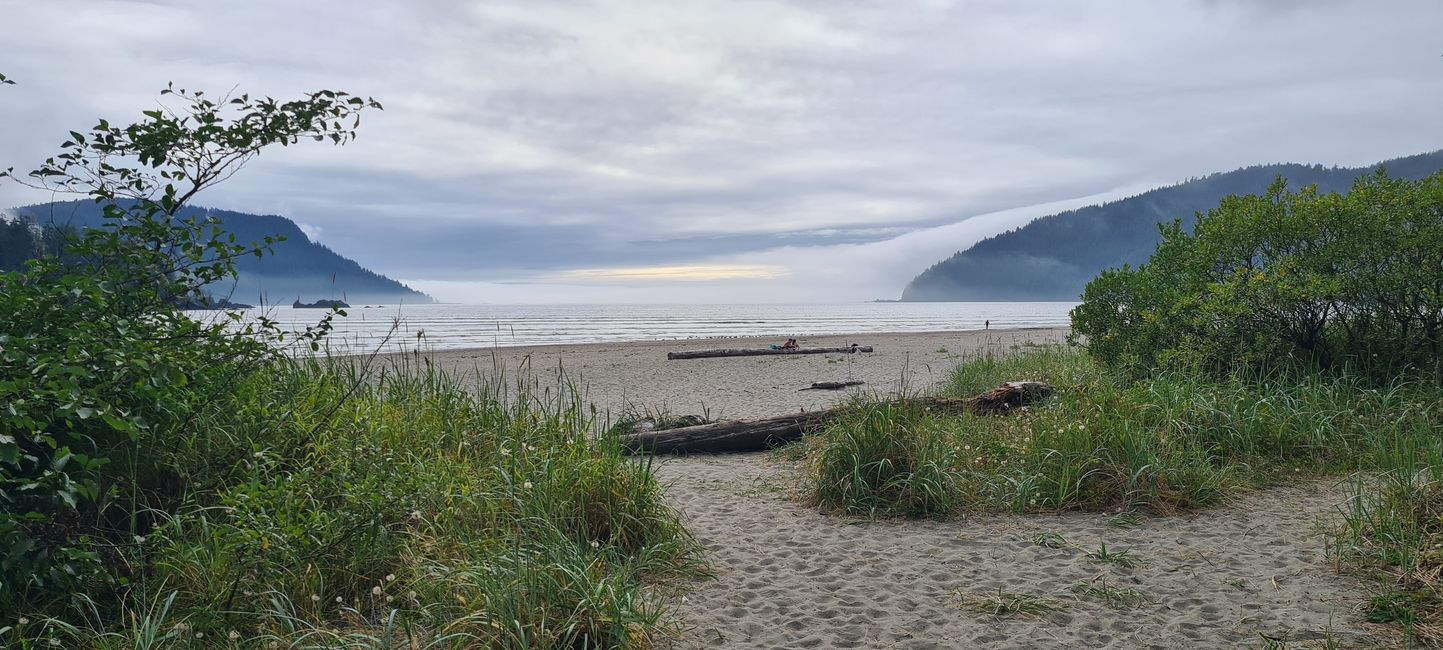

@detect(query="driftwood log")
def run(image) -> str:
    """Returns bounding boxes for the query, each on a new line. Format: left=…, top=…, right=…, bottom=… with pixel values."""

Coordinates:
left=971, top=381, right=1054, bottom=415
left=620, top=381, right=1051, bottom=454
left=667, top=345, right=873, bottom=360
left=620, top=410, right=839, bottom=454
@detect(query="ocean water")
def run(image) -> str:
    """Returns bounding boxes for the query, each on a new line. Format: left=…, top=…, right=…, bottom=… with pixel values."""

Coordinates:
left=197, top=302, right=1077, bottom=352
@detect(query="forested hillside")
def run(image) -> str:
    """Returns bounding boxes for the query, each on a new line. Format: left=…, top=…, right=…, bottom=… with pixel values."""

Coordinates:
left=3, top=200, right=433, bottom=305
left=901, top=150, right=1443, bottom=301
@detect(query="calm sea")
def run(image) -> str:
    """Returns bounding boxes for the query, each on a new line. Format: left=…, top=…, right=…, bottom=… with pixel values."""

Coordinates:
left=199, top=302, right=1077, bottom=352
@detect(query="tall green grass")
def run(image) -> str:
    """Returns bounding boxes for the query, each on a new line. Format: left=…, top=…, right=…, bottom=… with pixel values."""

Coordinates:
left=803, top=345, right=1443, bottom=518
left=1332, top=440, right=1443, bottom=645
left=6, top=356, right=703, bottom=648
left=804, top=399, right=969, bottom=517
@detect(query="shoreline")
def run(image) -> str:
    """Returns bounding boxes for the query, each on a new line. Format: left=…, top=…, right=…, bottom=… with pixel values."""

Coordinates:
left=407, top=326, right=1071, bottom=419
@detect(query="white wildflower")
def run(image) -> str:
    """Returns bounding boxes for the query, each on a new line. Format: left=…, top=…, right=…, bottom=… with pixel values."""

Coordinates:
left=409, top=510, right=423, bottom=521
left=372, top=585, right=383, bottom=596
left=590, top=540, right=601, bottom=548
left=522, top=481, right=533, bottom=490
left=18, top=617, right=28, bottom=625
left=49, top=639, right=60, bottom=647
left=229, top=630, right=241, bottom=640
left=336, top=596, right=344, bottom=603
left=386, top=573, right=395, bottom=582
left=310, top=594, right=320, bottom=602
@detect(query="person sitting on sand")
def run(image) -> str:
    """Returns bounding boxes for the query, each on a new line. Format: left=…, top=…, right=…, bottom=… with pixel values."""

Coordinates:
left=781, top=338, right=799, bottom=350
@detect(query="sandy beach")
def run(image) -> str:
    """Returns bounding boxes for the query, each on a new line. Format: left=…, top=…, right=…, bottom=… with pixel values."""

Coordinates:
left=418, top=328, right=1379, bottom=648
left=652, top=456, right=1375, bottom=649
left=416, top=327, right=1070, bottom=420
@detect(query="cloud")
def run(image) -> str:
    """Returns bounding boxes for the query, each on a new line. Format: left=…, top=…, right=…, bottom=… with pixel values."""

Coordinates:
left=408, top=183, right=1150, bottom=303
left=554, top=264, right=789, bottom=282
left=294, top=222, right=324, bottom=242
left=1, top=0, right=1440, bottom=302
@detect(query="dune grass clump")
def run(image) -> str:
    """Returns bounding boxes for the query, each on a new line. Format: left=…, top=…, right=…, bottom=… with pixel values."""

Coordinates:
left=804, top=346, right=1243, bottom=516
left=1070, top=578, right=1150, bottom=610
left=802, top=399, right=968, bottom=517
left=9, top=357, right=703, bottom=648
left=1031, top=532, right=1069, bottom=549
left=956, top=588, right=1065, bottom=618
left=802, top=345, right=1443, bottom=518
left=1086, top=542, right=1141, bottom=569
left=1332, top=450, right=1443, bottom=646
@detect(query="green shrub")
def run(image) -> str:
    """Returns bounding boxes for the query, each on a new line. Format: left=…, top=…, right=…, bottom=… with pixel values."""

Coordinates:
left=0, top=84, right=379, bottom=609
left=7, top=359, right=701, bottom=647
left=1071, top=171, right=1443, bottom=379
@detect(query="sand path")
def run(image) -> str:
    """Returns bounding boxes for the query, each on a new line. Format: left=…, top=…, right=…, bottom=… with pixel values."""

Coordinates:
left=654, top=454, right=1381, bottom=649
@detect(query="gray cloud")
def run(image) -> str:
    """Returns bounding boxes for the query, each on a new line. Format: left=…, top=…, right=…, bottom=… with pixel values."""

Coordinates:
left=1, top=0, right=1440, bottom=301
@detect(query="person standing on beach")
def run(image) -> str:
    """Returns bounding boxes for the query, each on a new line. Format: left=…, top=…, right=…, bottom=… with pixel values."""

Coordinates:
left=985, top=320, right=990, bottom=330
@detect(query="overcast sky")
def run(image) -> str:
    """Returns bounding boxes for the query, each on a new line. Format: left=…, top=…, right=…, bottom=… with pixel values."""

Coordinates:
left=2, top=0, right=1440, bottom=302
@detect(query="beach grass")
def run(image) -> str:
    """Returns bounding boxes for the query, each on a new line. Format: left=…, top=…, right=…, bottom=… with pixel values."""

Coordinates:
left=1070, top=578, right=1150, bottom=610
left=9, top=355, right=704, bottom=648
left=956, top=588, right=1066, bottom=618
left=803, top=345, right=1443, bottom=518
left=1087, top=541, right=1142, bottom=569
left=1331, top=450, right=1443, bottom=645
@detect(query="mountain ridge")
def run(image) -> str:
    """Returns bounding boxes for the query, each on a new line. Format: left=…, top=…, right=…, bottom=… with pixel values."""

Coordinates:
left=3, top=200, right=434, bottom=306
left=901, top=150, right=1443, bottom=301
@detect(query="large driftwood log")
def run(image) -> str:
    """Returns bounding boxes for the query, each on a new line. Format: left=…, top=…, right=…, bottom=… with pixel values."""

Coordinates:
left=620, top=410, right=839, bottom=454
left=667, top=345, right=873, bottom=360
left=620, top=382, right=1051, bottom=454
